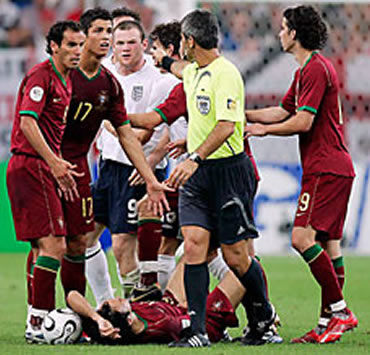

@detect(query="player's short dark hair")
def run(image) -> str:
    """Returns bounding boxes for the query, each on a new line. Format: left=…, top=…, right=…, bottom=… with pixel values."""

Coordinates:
left=181, top=9, right=219, bottom=50
left=283, top=5, right=328, bottom=50
left=97, top=303, right=136, bottom=344
left=45, top=20, right=81, bottom=55
left=114, top=20, right=145, bottom=41
left=150, top=21, right=181, bottom=55
left=112, top=7, right=141, bottom=23
left=80, top=7, right=112, bottom=35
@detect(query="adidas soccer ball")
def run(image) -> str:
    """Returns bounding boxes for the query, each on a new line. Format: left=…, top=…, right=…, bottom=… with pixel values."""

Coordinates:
left=41, top=308, right=82, bottom=344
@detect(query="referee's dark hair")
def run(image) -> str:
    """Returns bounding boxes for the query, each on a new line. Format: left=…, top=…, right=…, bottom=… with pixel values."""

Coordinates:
left=46, top=20, right=81, bottom=55
left=181, top=9, right=219, bottom=50
left=283, top=5, right=328, bottom=50
left=80, top=7, right=112, bottom=35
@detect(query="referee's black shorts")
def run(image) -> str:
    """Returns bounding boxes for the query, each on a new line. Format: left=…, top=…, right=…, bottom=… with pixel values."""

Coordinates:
left=179, top=152, right=258, bottom=245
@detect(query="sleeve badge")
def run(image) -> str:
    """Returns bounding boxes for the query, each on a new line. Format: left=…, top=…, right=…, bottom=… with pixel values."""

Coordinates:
left=29, top=86, right=44, bottom=102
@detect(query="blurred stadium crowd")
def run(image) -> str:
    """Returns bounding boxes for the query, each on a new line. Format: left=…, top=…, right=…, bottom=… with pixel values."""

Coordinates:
left=0, top=0, right=369, bottom=161
left=1, top=1, right=369, bottom=254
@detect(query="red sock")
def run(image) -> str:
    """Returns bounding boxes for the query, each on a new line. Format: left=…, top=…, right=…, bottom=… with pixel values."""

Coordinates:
left=32, top=256, right=60, bottom=311
left=137, top=219, right=162, bottom=285
left=26, top=250, right=34, bottom=305
left=61, top=255, right=86, bottom=300
left=303, top=245, right=343, bottom=314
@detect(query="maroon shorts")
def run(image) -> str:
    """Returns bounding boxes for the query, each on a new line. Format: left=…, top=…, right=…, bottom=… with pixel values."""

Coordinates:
left=205, top=287, right=238, bottom=343
left=62, top=156, right=95, bottom=236
left=294, top=173, right=354, bottom=241
left=6, top=154, right=66, bottom=241
left=162, top=190, right=179, bottom=239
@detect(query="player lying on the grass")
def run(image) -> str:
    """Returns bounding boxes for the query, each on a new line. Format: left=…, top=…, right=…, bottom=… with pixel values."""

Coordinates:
left=67, top=260, right=281, bottom=345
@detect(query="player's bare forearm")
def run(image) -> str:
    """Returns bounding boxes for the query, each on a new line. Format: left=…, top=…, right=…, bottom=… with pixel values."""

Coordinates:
left=67, top=290, right=99, bottom=321
left=147, top=127, right=170, bottom=168
left=20, top=115, right=82, bottom=196
left=128, top=111, right=163, bottom=130
left=245, top=106, right=289, bottom=124
left=195, top=121, right=235, bottom=159
left=266, top=111, right=314, bottom=135
left=133, top=127, right=153, bottom=144
left=117, top=124, right=158, bottom=184
left=20, top=116, right=59, bottom=166
left=246, top=111, right=314, bottom=137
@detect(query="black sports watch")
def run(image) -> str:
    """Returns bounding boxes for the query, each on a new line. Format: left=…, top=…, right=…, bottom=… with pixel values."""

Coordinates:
left=189, top=152, right=203, bottom=164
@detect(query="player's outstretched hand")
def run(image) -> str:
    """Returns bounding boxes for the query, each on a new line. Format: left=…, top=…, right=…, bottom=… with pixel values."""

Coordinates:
left=166, top=159, right=198, bottom=189
left=97, top=317, right=121, bottom=340
left=244, top=123, right=268, bottom=138
left=146, top=181, right=173, bottom=216
left=50, top=158, right=84, bottom=202
left=128, top=168, right=145, bottom=186
left=167, top=139, right=187, bottom=159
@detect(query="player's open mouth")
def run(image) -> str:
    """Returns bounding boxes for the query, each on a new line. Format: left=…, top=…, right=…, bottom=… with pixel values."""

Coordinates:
left=100, top=42, right=110, bottom=48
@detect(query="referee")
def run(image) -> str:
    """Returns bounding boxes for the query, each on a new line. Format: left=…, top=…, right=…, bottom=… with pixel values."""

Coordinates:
left=164, top=10, right=275, bottom=347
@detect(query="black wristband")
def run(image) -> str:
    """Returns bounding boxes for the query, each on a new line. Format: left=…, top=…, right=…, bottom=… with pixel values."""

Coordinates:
left=162, top=56, right=175, bottom=72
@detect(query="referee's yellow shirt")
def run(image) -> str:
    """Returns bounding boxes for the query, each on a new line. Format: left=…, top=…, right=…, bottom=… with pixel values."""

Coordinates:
left=183, top=56, right=245, bottom=159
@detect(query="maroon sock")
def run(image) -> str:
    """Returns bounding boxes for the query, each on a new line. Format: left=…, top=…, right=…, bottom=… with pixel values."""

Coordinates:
left=32, top=256, right=60, bottom=311
left=61, top=255, right=86, bottom=300
left=137, top=219, right=162, bottom=285
left=332, top=257, right=345, bottom=290
left=302, top=245, right=343, bottom=314
left=255, top=256, right=269, bottom=300
left=335, top=266, right=345, bottom=289
left=26, top=250, right=34, bottom=305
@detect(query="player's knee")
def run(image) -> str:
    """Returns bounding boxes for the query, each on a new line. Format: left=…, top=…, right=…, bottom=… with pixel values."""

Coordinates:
left=39, top=237, right=67, bottom=261
left=67, top=235, right=88, bottom=256
left=221, top=246, right=249, bottom=276
left=291, top=230, right=308, bottom=253
left=184, top=238, right=207, bottom=263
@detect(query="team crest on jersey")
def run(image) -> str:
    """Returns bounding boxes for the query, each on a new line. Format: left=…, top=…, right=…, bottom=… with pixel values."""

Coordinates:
left=29, top=86, right=44, bottom=102
left=196, top=95, right=211, bottom=115
left=96, top=90, right=108, bottom=111
left=132, top=85, right=144, bottom=102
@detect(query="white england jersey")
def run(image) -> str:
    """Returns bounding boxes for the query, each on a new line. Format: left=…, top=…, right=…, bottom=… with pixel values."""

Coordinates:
left=98, top=60, right=174, bottom=168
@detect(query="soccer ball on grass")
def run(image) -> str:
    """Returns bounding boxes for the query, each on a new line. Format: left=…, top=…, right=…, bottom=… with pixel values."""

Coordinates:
left=41, top=308, right=82, bottom=344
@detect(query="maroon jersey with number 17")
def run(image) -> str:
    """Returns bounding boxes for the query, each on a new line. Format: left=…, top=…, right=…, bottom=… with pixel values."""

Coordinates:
left=61, top=66, right=128, bottom=160
left=281, top=52, right=355, bottom=177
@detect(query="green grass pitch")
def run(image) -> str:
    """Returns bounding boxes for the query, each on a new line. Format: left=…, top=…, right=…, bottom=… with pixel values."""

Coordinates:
left=0, top=252, right=369, bottom=354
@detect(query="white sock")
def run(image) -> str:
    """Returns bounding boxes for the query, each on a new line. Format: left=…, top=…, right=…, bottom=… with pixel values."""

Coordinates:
left=121, top=268, right=140, bottom=298
left=208, top=250, right=229, bottom=281
left=85, top=242, right=114, bottom=306
left=158, top=254, right=176, bottom=292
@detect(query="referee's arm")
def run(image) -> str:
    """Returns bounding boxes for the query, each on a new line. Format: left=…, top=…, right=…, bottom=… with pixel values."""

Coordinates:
left=195, top=120, right=235, bottom=160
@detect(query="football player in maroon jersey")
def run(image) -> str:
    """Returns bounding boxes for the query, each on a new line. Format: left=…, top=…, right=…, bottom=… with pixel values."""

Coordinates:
left=245, top=5, right=357, bottom=344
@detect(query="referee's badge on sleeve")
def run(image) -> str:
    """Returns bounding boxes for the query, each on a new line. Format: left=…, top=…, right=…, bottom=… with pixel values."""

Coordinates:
left=196, top=95, right=211, bottom=115
left=227, top=98, right=237, bottom=110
